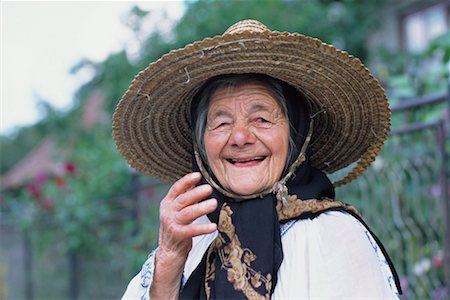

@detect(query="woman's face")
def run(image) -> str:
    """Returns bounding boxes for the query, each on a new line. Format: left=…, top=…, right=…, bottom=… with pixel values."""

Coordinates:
left=203, top=83, right=289, bottom=195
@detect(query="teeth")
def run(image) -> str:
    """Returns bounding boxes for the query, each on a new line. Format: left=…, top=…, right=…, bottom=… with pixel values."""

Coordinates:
left=231, top=157, right=265, bottom=163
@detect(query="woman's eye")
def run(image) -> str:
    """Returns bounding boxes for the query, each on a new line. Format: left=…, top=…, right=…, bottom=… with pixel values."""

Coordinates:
left=213, top=122, right=231, bottom=130
left=253, top=117, right=273, bottom=128
left=208, top=117, right=232, bottom=130
left=255, top=117, right=271, bottom=124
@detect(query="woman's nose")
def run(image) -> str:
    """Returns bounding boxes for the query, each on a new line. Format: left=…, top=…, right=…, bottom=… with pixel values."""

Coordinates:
left=228, top=123, right=256, bottom=147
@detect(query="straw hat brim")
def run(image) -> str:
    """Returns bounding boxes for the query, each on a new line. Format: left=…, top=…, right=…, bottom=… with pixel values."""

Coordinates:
left=112, top=20, right=390, bottom=187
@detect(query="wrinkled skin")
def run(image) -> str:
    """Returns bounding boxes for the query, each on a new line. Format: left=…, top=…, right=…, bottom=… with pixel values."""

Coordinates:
left=204, top=84, right=289, bottom=195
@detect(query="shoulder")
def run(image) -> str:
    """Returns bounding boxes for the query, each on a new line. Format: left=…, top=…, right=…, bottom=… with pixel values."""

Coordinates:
left=282, top=210, right=381, bottom=263
left=282, top=210, right=366, bottom=240
left=276, top=211, right=400, bottom=298
left=281, top=210, right=374, bottom=261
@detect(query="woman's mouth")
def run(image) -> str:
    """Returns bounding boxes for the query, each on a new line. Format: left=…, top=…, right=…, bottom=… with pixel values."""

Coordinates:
left=226, top=156, right=267, bottom=167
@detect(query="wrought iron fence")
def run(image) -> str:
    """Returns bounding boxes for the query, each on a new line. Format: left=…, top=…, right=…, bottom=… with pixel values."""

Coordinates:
left=335, top=92, right=449, bottom=299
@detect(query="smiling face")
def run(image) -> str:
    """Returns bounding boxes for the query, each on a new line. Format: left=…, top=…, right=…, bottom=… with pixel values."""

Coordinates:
left=203, top=83, right=289, bottom=195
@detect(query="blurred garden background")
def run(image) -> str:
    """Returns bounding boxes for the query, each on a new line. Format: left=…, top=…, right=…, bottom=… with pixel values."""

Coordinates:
left=1, top=0, right=449, bottom=299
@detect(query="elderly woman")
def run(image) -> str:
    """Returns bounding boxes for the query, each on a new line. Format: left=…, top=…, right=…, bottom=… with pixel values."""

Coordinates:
left=114, top=20, right=402, bottom=299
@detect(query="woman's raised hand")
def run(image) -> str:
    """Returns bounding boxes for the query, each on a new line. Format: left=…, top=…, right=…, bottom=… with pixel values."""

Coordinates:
left=159, top=172, right=217, bottom=257
left=151, top=172, right=217, bottom=299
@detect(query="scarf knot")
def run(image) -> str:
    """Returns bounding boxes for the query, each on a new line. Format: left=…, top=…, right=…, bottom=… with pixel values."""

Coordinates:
left=273, top=182, right=289, bottom=207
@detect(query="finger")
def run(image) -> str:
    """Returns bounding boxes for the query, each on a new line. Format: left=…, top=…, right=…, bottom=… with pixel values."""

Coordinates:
left=176, top=184, right=213, bottom=209
left=179, top=222, right=217, bottom=238
left=167, top=172, right=201, bottom=199
left=177, top=198, right=217, bottom=224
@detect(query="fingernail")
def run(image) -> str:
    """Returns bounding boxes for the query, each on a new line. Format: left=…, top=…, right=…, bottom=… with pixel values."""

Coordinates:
left=199, top=184, right=212, bottom=193
left=204, top=198, right=215, bottom=206
left=190, top=172, right=201, bottom=179
left=209, top=198, right=217, bottom=207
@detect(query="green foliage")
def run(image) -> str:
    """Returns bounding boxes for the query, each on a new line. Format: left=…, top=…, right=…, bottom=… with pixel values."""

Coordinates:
left=377, top=31, right=449, bottom=101
left=49, top=128, right=129, bottom=253
left=71, top=51, right=138, bottom=115
left=125, top=5, right=150, bottom=35
left=0, top=127, right=44, bottom=174
left=2, top=124, right=130, bottom=254
left=372, top=30, right=449, bottom=140
left=0, top=101, right=68, bottom=174
left=426, top=31, right=450, bottom=63
left=140, top=0, right=385, bottom=63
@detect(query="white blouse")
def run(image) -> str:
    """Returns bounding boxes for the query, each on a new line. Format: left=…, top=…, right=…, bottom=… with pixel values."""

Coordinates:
left=122, top=211, right=400, bottom=299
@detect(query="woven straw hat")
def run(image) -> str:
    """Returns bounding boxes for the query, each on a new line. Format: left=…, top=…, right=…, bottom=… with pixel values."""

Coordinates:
left=112, top=19, right=390, bottom=187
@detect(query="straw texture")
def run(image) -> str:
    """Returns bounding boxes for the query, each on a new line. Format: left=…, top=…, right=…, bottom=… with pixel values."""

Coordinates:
left=112, top=20, right=390, bottom=186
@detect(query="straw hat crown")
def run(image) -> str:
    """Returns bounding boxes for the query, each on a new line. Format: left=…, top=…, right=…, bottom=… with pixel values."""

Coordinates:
left=224, top=19, right=269, bottom=34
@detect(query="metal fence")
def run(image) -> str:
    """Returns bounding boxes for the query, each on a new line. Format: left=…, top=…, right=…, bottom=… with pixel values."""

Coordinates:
left=336, top=92, right=449, bottom=299
left=0, top=93, right=448, bottom=299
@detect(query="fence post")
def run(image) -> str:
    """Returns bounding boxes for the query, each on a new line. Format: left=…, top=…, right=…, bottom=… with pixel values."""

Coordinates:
left=23, top=230, right=33, bottom=299
left=68, top=250, right=79, bottom=299
left=437, top=120, right=450, bottom=293
left=445, top=65, right=450, bottom=292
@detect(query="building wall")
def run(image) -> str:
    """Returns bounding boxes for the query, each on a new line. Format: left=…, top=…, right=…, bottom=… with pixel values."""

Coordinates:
left=368, top=0, right=449, bottom=57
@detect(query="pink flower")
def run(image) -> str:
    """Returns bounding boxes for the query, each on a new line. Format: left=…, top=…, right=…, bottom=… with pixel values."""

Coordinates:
left=27, top=183, right=41, bottom=199
left=64, top=161, right=77, bottom=174
left=35, top=173, right=48, bottom=185
left=432, top=255, right=444, bottom=268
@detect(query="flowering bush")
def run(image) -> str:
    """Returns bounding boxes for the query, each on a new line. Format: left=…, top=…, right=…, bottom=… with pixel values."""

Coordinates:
left=1, top=125, right=131, bottom=255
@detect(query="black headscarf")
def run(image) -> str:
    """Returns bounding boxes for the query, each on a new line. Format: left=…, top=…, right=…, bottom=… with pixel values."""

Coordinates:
left=181, top=74, right=335, bottom=299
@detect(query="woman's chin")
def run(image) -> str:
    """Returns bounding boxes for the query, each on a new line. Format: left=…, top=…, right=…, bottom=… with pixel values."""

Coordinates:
left=226, top=181, right=268, bottom=196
